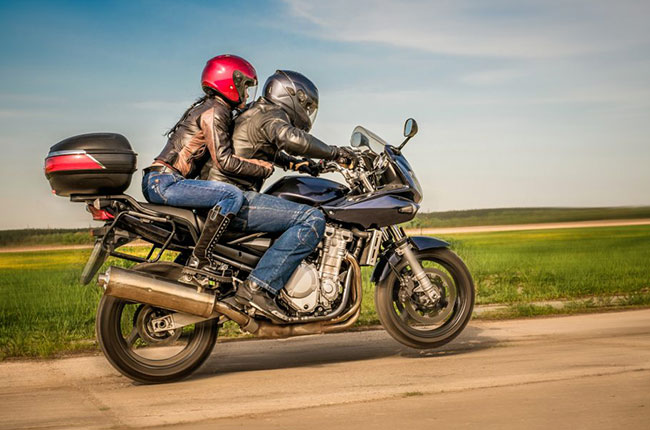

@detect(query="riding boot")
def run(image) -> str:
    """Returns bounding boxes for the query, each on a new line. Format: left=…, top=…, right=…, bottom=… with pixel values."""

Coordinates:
left=182, top=207, right=232, bottom=276
left=231, top=279, right=286, bottom=320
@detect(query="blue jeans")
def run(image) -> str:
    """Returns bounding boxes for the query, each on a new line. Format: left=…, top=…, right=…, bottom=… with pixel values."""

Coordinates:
left=230, top=191, right=326, bottom=294
left=142, top=172, right=244, bottom=216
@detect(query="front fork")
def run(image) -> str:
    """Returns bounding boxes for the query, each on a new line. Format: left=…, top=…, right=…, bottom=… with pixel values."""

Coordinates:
left=383, top=226, right=441, bottom=303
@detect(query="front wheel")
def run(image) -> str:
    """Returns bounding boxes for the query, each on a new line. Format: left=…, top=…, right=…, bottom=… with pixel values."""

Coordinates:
left=375, top=248, right=474, bottom=349
left=95, top=262, right=218, bottom=384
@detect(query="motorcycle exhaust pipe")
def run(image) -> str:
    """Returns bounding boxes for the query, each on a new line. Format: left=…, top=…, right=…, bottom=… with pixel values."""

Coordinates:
left=98, top=266, right=260, bottom=332
left=98, top=266, right=216, bottom=318
left=97, top=265, right=360, bottom=339
left=252, top=306, right=361, bottom=339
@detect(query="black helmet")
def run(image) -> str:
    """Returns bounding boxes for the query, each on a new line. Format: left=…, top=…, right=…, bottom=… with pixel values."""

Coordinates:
left=262, top=70, right=319, bottom=132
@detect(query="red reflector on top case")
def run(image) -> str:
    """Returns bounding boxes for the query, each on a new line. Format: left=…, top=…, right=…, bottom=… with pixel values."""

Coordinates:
left=45, top=154, right=105, bottom=174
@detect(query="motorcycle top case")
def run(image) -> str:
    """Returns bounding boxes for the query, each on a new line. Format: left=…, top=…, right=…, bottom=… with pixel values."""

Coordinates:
left=45, top=133, right=137, bottom=197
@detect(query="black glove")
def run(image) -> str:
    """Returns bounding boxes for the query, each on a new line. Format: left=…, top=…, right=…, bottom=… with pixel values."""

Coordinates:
left=333, top=146, right=357, bottom=169
left=290, top=158, right=319, bottom=176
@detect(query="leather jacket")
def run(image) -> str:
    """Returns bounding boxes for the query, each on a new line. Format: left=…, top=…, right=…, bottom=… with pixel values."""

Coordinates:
left=203, top=98, right=338, bottom=191
left=154, top=96, right=272, bottom=179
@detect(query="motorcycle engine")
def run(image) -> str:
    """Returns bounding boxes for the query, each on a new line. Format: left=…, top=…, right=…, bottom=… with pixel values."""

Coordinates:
left=280, top=225, right=353, bottom=315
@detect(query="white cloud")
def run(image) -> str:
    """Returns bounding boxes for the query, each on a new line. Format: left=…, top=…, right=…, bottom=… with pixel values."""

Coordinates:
left=282, top=0, right=650, bottom=59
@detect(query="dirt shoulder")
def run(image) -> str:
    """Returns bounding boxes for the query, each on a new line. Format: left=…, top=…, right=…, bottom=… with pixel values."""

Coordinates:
left=404, top=217, right=650, bottom=235
left=2, top=218, right=649, bottom=254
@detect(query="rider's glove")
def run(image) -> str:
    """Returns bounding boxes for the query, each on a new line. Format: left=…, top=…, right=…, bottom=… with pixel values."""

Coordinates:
left=333, top=147, right=357, bottom=169
left=288, top=158, right=319, bottom=177
left=296, top=159, right=320, bottom=176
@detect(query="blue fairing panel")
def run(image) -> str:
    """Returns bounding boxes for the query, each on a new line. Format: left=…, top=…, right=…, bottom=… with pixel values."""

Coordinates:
left=370, top=236, right=449, bottom=284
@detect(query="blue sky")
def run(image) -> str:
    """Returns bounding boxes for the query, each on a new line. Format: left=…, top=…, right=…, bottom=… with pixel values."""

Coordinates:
left=1, top=0, right=649, bottom=229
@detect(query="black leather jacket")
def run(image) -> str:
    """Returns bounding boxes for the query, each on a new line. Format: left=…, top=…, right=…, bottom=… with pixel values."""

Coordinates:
left=154, top=96, right=272, bottom=179
left=202, top=98, right=338, bottom=191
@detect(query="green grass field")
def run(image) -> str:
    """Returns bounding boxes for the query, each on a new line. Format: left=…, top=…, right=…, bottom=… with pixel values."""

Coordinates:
left=0, top=228, right=94, bottom=248
left=1, top=225, right=649, bottom=359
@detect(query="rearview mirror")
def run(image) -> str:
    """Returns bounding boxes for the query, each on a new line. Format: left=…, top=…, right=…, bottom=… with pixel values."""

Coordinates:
left=404, top=118, right=418, bottom=138
left=350, top=131, right=370, bottom=148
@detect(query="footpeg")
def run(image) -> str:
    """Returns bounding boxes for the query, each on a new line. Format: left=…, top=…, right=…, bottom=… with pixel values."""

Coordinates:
left=179, top=267, right=230, bottom=287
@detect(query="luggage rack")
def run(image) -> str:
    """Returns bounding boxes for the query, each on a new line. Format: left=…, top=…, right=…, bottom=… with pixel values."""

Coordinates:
left=106, top=210, right=176, bottom=264
left=71, top=194, right=199, bottom=264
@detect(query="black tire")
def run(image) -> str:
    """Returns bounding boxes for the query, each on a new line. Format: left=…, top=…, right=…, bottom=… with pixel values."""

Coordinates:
left=95, top=263, right=218, bottom=384
left=375, top=248, right=474, bottom=349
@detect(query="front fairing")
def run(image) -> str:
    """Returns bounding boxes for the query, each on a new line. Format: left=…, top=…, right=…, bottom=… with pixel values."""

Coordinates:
left=384, top=147, right=423, bottom=204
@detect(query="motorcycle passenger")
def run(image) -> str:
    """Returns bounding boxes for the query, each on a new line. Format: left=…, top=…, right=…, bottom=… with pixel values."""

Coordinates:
left=203, top=70, right=356, bottom=317
left=142, top=55, right=273, bottom=279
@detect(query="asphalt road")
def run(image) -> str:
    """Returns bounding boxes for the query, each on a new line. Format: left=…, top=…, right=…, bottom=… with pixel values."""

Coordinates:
left=2, top=309, right=649, bottom=429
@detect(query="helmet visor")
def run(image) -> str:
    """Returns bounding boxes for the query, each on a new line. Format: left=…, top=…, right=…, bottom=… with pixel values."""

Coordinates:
left=306, top=101, right=318, bottom=127
left=244, top=83, right=258, bottom=104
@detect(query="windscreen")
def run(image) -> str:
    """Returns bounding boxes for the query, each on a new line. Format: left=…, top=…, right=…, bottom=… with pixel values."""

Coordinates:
left=351, top=125, right=389, bottom=154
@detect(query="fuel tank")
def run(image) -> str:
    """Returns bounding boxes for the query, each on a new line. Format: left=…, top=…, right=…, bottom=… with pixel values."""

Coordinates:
left=264, top=176, right=348, bottom=206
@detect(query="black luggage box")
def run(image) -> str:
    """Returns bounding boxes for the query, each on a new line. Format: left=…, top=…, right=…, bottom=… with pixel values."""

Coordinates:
left=45, top=133, right=138, bottom=197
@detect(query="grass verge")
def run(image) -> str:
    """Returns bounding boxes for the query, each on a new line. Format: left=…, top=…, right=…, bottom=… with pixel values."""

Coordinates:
left=0, top=228, right=93, bottom=248
left=476, top=293, right=650, bottom=319
left=2, top=206, right=650, bottom=249
left=1, top=225, right=649, bottom=359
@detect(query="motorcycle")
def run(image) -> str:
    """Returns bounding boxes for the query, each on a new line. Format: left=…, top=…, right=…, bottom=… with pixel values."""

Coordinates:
left=44, top=118, right=475, bottom=383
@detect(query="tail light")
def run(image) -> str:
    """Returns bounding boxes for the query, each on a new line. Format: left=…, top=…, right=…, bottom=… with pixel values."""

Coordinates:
left=44, top=150, right=105, bottom=175
left=87, top=205, right=114, bottom=221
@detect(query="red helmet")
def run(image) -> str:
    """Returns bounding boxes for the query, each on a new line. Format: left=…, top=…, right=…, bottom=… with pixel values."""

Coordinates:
left=201, top=55, right=258, bottom=105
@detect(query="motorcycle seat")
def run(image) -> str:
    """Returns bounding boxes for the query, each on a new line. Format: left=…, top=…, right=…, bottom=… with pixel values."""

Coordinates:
left=140, top=202, right=205, bottom=231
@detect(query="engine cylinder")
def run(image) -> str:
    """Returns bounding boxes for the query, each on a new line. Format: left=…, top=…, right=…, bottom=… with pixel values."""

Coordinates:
left=319, top=226, right=353, bottom=302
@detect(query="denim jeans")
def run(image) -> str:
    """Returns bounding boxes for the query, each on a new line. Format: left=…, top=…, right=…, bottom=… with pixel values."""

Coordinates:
left=230, top=191, right=326, bottom=294
left=142, top=172, right=244, bottom=216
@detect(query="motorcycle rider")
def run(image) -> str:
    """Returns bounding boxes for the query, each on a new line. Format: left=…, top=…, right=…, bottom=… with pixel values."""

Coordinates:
left=142, top=55, right=273, bottom=280
left=203, top=70, right=356, bottom=317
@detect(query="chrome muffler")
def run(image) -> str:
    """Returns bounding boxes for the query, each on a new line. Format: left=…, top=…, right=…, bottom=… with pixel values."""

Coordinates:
left=98, top=266, right=216, bottom=318
left=97, top=261, right=362, bottom=338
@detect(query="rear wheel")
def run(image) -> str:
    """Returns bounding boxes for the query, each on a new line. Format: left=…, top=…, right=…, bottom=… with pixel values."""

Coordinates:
left=95, top=262, right=218, bottom=383
left=375, top=248, right=474, bottom=349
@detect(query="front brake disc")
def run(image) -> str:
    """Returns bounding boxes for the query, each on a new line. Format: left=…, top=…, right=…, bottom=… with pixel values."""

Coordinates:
left=404, top=268, right=456, bottom=324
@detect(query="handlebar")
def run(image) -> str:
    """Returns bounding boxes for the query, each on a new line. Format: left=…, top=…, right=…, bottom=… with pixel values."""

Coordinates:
left=315, top=148, right=378, bottom=193
left=317, top=160, right=344, bottom=175
left=317, top=147, right=365, bottom=175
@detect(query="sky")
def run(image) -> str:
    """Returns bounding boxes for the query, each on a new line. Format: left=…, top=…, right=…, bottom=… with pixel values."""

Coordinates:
left=0, top=0, right=649, bottom=229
